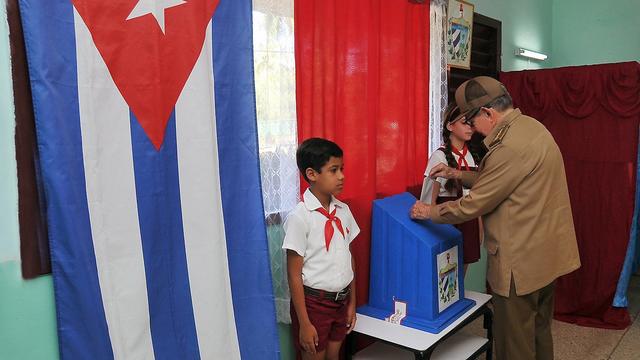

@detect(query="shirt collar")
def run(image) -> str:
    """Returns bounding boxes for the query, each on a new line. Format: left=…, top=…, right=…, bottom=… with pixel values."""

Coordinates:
left=483, top=108, right=522, bottom=148
left=303, top=188, right=344, bottom=212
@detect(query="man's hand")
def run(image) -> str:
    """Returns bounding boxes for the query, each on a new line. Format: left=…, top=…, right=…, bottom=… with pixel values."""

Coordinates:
left=299, top=321, right=319, bottom=354
left=346, top=302, right=357, bottom=334
left=429, top=163, right=460, bottom=180
left=410, top=201, right=432, bottom=220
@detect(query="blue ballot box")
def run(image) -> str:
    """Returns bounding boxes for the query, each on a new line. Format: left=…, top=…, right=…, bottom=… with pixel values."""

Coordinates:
left=357, top=192, right=476, bottom=333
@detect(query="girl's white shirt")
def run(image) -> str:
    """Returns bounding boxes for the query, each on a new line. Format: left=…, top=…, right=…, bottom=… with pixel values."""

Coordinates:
left=419, top=148, right=476, bottom=204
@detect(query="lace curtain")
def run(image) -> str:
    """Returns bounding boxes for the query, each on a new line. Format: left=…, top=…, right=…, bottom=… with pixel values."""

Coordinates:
left=253, top=0, right=298, bottom=324
left=429, top=0, right=448, bottom=156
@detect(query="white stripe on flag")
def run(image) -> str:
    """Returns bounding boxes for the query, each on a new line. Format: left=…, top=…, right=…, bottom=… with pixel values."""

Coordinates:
left=74, top=9, right=155, bottom=360
left=175, top=22, right=242, bottom=359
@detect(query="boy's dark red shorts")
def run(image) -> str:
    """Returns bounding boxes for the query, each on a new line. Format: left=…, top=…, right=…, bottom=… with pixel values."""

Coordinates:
left=290, top=292, right=350, bottom=353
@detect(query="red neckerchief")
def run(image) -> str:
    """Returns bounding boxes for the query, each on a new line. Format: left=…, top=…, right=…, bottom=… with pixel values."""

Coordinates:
left=451, top=144, right=470, bottom=171
left=315, top=207, right=345, bottom=251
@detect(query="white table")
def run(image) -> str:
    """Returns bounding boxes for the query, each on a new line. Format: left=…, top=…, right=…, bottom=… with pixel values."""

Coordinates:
left=347, top=291, right=493, bottom=360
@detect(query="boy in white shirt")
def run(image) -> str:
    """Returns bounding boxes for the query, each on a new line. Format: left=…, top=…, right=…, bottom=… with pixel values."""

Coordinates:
left=283, top=138, right=360, bottom=360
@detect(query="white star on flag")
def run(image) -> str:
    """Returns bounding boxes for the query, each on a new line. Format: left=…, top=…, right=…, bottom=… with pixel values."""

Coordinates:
left=126, top=0, right=187, bottom=34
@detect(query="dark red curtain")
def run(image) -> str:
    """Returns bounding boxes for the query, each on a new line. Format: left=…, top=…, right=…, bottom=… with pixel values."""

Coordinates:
left=295, top=0, right=429, bottom=306
left=501, top=62, right=640, bottom=329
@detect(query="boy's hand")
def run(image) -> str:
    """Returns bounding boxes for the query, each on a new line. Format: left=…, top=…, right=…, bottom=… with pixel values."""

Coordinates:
left=299, top=321, right=319, bottom=354
left=346, top=303, right=357, bottom=334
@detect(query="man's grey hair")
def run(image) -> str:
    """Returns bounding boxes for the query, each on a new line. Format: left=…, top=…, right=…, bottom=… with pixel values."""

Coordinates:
left=487, top=85, right=513, bottom=112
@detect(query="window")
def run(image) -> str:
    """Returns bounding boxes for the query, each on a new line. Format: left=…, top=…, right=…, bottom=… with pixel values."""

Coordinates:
left=253, top=0, right=297, bottom=323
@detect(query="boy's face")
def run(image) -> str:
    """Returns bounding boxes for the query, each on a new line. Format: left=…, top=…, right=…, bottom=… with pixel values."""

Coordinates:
left=306, top=156, right=345, bottom=196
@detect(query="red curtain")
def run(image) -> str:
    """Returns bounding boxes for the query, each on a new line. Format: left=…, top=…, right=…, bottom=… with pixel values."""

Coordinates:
left=295, top=0, right=429, bottom=305
left=501, top=62, right=640, bottom=329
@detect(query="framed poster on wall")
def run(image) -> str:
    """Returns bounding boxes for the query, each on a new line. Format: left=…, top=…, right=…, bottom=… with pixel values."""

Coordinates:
left=447, top=0, right=474, bottom=69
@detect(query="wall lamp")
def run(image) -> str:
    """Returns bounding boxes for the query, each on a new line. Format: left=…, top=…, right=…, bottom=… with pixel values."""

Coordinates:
left=515, top=48, right=548, bottom=61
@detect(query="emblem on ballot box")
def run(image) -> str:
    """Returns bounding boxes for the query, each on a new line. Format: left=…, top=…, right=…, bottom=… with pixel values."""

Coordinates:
left=437, top=247, right=460, bottom=312
left=358, top=193, right=475, bottom=333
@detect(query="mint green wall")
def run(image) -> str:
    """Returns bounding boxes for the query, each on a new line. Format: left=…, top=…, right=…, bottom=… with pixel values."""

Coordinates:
left=472, top=0, right=554, bottom=71
left=0, top=4, right=19, bottom=263
left=552, top=0, right=640, bottom=68
left=473, top=0, right=639, bottom=71
left=0, top=264, right=59, bottom=360
left=0, top=8, right=60, bottom=360
left=464, top=247, right=487, bottom=293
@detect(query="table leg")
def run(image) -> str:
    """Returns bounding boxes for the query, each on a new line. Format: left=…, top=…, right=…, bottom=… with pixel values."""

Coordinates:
left=414, top=350, right=427, bottom=360
left=416, top=347, right=435, bottom=360
left=483, top=306, right=494, bottom=360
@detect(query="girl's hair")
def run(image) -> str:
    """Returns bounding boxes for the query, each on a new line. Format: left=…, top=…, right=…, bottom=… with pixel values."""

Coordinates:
left=440, top=103, right=484, bottom=192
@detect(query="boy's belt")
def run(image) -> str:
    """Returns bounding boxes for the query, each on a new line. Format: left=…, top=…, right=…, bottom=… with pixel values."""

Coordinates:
left=304, top=285, right=350, bottom=302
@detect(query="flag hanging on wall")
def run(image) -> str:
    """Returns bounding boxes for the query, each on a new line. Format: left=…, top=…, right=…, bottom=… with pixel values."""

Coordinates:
left=18, top=0, right=279, bottom=358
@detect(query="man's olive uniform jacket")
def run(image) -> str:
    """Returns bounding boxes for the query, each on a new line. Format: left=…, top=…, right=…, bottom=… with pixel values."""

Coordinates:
left=432, top=109, right=581, bottom=296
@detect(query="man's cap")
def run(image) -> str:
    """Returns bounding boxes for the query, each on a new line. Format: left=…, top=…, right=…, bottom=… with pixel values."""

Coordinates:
left=443, top=103, right=464, bottom=124
left=454, top=76, right=507, bottom=117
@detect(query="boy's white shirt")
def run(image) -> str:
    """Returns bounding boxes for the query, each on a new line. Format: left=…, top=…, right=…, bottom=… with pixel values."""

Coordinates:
left=283, top=188, right=361, bottom=292
left=419, top=148, right=476, bottom=204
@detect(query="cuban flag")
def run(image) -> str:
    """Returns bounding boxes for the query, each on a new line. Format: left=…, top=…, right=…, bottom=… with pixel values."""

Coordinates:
left=18, top=0, right=279, bottom=359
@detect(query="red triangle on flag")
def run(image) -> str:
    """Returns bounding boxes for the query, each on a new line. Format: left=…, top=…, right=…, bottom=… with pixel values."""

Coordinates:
left=72, top=0, right=220, bottom=150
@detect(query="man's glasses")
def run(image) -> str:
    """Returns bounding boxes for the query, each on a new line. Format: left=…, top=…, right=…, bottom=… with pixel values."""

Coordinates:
left=462, top=106, right=490, bottom=127
left=462, top=109, right=479, bottom=126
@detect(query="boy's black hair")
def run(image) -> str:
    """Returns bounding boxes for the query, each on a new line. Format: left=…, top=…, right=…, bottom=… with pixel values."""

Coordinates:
left=296, top=138, right=343, bottom=183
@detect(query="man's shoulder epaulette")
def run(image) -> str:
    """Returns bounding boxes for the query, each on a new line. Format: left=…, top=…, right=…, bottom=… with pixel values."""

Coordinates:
left=488, top=124, right=511, bottom=148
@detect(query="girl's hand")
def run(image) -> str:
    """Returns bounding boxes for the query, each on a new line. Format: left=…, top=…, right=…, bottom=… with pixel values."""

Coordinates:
left=299, top=321, right=319, bottom=354
left=346, top=303, right=357, bottom=334
left=429, top=163, right=460, bottom=180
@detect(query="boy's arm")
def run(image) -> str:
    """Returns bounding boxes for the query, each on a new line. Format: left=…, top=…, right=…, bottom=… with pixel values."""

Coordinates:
left=347, top=255, right=357, bottom=333
left=286, top=250, right=318, bottom=354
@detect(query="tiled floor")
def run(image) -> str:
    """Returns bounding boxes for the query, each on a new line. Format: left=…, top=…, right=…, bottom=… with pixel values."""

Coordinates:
left=464, top=274, right=640, bottom=360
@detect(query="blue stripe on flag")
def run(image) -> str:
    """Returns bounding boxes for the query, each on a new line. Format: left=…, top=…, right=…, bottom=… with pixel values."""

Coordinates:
left=129, top=112, right=201, bottom=359
left=212, top=0, right=280, bottom=358
left=18, top=1, right=114, bottom=358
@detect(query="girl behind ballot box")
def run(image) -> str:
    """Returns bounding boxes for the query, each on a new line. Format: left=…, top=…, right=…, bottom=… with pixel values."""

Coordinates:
left=420, top=103, right=484, bottom=273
